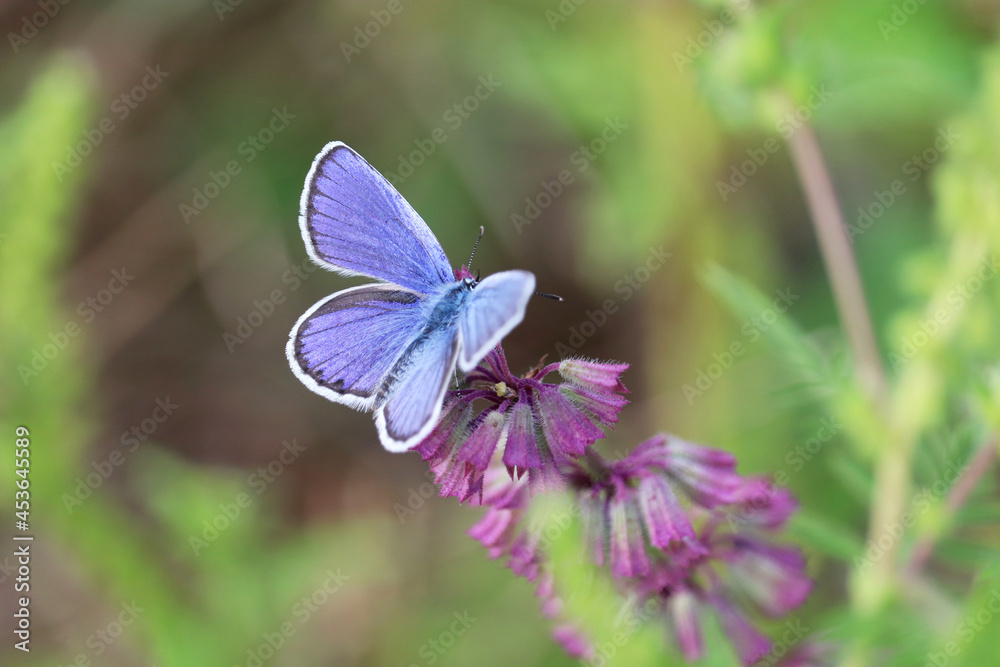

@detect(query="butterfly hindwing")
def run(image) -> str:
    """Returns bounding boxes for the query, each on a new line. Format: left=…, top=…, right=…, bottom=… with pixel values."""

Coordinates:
left=375, top=322, right=462, bottom=452
left=300, top=141, right=454, bottom=293
left=286, top=283, right=426, bottom=410
left=457, top=270, right=536, bottom=372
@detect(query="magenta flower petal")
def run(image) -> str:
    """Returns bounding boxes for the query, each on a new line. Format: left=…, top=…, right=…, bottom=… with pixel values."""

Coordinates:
left=467, top=505, right=516, bottom=556
left=563, top=383, right=630, bottom=426
left=710, top=594, right=773, bottom=666
left=669, top=590, right=704, bottom=661
left=415, top=399, right=485, bottom=501
left=458, top=410, right=507, bottom=471
left=414, top=398, right=471, bottom=462
left=552, top=623, right=594, bottom=660
left=726, top=537, right=812, bottom=616
left=732, top=477, right=799, bottom=530
left=526, top=455, right=563, bottom=494
left=535, top=385, right=605, bottom=460
left=559, top=358, right=630, bottom=393
left=608, top=488, right=651, bottom=577
left=508, top=531, right=542, bottom=581
left=502, top=390, right=542, bottom=473
left=535, top=571, right=562, bottom=618
left=636, top=474, right=698, bottom=550
left=435, top=457, right=483, bottom=503
left=661, top=435, right=742, bottom=508
left=579, top=492, right=607, bottom=568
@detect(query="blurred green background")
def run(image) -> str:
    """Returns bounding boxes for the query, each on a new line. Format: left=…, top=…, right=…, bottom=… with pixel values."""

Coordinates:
left=2, top=0, right=999, bottom=665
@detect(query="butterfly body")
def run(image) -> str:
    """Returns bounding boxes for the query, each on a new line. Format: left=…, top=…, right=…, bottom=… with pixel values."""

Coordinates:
left=373, top=280, right=472, bottom=406
left=287, top=142, right=535, bottom=452
left=420, top=279, right=475, bottom=333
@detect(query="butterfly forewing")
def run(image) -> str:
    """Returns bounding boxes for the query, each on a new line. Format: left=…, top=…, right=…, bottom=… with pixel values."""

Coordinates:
left=300, top=141, right=454, bottom=293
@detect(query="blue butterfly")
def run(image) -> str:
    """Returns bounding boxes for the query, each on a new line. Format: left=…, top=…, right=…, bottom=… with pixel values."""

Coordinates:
left=286, top=142, right=535, bottom=452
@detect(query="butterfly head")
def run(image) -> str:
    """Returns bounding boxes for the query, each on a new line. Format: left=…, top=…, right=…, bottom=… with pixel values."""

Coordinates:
left=454, top=265, right=480, bottom=288
left=456, top=226, right=486, bottom=286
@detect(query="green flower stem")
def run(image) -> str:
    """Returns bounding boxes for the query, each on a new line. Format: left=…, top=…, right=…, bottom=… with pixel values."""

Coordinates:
left=783, top=106, right=912, bottom=638
left=784, top=116, right=888, bottom=404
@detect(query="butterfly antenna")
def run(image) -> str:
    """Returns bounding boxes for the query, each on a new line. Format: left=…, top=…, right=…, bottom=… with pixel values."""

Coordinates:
left=467, top=226, right=485, bottom=270
left=534, top=291, right=564, bottom=301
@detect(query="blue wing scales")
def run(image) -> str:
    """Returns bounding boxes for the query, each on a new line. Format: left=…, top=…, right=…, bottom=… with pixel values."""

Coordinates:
left=286, top=284, right=426, bottom=410
left=375, top=322, right=461, bottom=452
left=457, top=270, right=535, bottom=372
left=300, top=141, right=454, bottom=293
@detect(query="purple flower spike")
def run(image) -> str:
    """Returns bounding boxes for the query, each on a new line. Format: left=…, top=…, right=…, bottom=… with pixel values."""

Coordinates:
left=575, top=434, right=813, bottom=666
left=433, top=343, right=812, bottom=667
left=416, top=346, right=629, bottom=494
left=569, top=445, right=708, bottom=579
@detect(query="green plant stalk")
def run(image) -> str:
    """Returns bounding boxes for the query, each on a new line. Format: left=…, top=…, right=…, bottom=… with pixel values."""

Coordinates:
left=783, top=115, right=888, bottom=404
left=783, top=110, right=909, bottom=665
left=783, top=123, right=901, bottom=507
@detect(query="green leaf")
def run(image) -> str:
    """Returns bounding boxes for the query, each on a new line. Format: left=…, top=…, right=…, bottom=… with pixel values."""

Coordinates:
left=702, top=263, right=833, bottom=385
